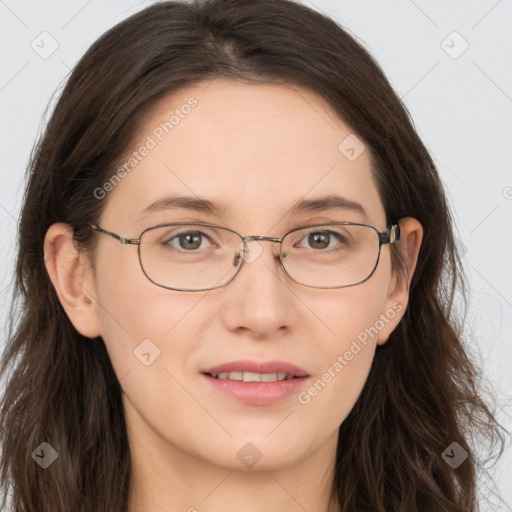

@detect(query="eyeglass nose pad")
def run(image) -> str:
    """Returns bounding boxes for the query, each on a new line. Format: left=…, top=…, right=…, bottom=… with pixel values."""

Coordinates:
left=232, top=241, right=248, bottom=267
left=234, top=237, right=262, bottom=267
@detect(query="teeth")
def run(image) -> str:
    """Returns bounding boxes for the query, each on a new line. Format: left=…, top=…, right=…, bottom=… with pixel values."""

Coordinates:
left=210, top=371, right=292, bottom=382
left=244, top=371, right=262, bottom=382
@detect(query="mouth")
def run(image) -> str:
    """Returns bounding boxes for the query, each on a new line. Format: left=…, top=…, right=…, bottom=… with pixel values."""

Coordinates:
left=202, top=359, right=309, bottom=380
left=204, top=371, right=301, bottom=382
left=201, top=360, right=310, bottom=405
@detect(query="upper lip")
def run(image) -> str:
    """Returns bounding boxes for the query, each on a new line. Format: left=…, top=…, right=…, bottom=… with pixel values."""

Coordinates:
left=203, top=360, right=309, bottom=377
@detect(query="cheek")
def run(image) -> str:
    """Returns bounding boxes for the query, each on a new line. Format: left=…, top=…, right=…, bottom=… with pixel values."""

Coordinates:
left=309, top=261, right=391, bottom=353
left=295, top=259, right=393, bottom=425
left=93, top=255, right=214, bottom=444
left=92, top=247, right=209, bottom=379
left=291, top=306, right=377, bottom=440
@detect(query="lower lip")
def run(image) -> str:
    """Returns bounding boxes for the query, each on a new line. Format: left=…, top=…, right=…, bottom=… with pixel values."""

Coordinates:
left=202, top=373, right=309, bottom=405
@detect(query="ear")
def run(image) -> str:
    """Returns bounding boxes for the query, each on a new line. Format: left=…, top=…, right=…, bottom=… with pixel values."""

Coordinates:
left=44, top=222, right=102, bottom=338
left=376, top=217, right=423, bottom=345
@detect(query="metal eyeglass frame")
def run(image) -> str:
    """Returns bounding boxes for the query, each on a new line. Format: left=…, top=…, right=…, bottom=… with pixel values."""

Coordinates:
left=88, top=221, right=401, bottom=291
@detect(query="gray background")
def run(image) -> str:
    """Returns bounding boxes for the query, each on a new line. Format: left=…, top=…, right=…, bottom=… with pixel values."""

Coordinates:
left=0, top=0, right=511, bottom=507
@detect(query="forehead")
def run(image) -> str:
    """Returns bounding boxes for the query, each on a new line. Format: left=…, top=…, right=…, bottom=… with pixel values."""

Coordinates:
left=101, top=80, right=386, bottom=232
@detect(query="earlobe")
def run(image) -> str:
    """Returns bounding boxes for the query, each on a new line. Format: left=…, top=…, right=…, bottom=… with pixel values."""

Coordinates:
left=376, top=217, right=423, bottom=345
left=43, top=222, right=102, bottom=338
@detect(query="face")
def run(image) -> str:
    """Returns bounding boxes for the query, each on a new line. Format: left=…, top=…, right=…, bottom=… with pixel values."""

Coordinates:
left=61, top=80, right=411, bottom=473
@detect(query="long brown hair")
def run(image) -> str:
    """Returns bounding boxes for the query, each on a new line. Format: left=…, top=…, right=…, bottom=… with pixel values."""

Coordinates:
left=0, top=1, right=506, bottom=510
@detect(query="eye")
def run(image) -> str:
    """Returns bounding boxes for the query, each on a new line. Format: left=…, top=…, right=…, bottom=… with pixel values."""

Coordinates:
left=297, top=230, right=348, bottom=250
left=164, top=230, right=215, bottom=251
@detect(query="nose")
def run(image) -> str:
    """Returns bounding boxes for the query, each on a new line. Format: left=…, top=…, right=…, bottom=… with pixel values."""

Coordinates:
left=219, top=238, right=298, bottom=338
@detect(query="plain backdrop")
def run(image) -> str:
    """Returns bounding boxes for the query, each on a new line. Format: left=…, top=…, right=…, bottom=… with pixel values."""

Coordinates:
left=0, top=0, right=511, bottom=508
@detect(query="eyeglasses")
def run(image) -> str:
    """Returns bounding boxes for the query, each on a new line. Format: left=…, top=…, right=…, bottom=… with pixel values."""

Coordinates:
left=89, top=221, right=401, bottom=292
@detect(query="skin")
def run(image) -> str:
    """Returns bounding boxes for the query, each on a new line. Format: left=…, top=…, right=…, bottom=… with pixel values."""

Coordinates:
left=44, top=80, right=422, bottom=512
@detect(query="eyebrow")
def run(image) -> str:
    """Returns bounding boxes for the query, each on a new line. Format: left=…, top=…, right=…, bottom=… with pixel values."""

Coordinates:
left=139, top=194, right=368, bottom=220
left=288, top=195, right=368, bottom=220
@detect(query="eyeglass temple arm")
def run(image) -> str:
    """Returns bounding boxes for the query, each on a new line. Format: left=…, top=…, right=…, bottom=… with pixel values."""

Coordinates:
left=89, top=224, right=140, bottom=245
left=89, top=222, right=401, bottom=248
left=380, top=224, right=401, bottom=245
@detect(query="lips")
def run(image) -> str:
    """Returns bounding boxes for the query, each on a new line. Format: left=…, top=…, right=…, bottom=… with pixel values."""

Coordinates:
left=201, top=360, right=310, bottom=405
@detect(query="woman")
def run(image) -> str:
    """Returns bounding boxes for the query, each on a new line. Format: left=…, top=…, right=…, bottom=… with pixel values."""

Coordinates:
left=0, top=0, right=505, bottom=511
